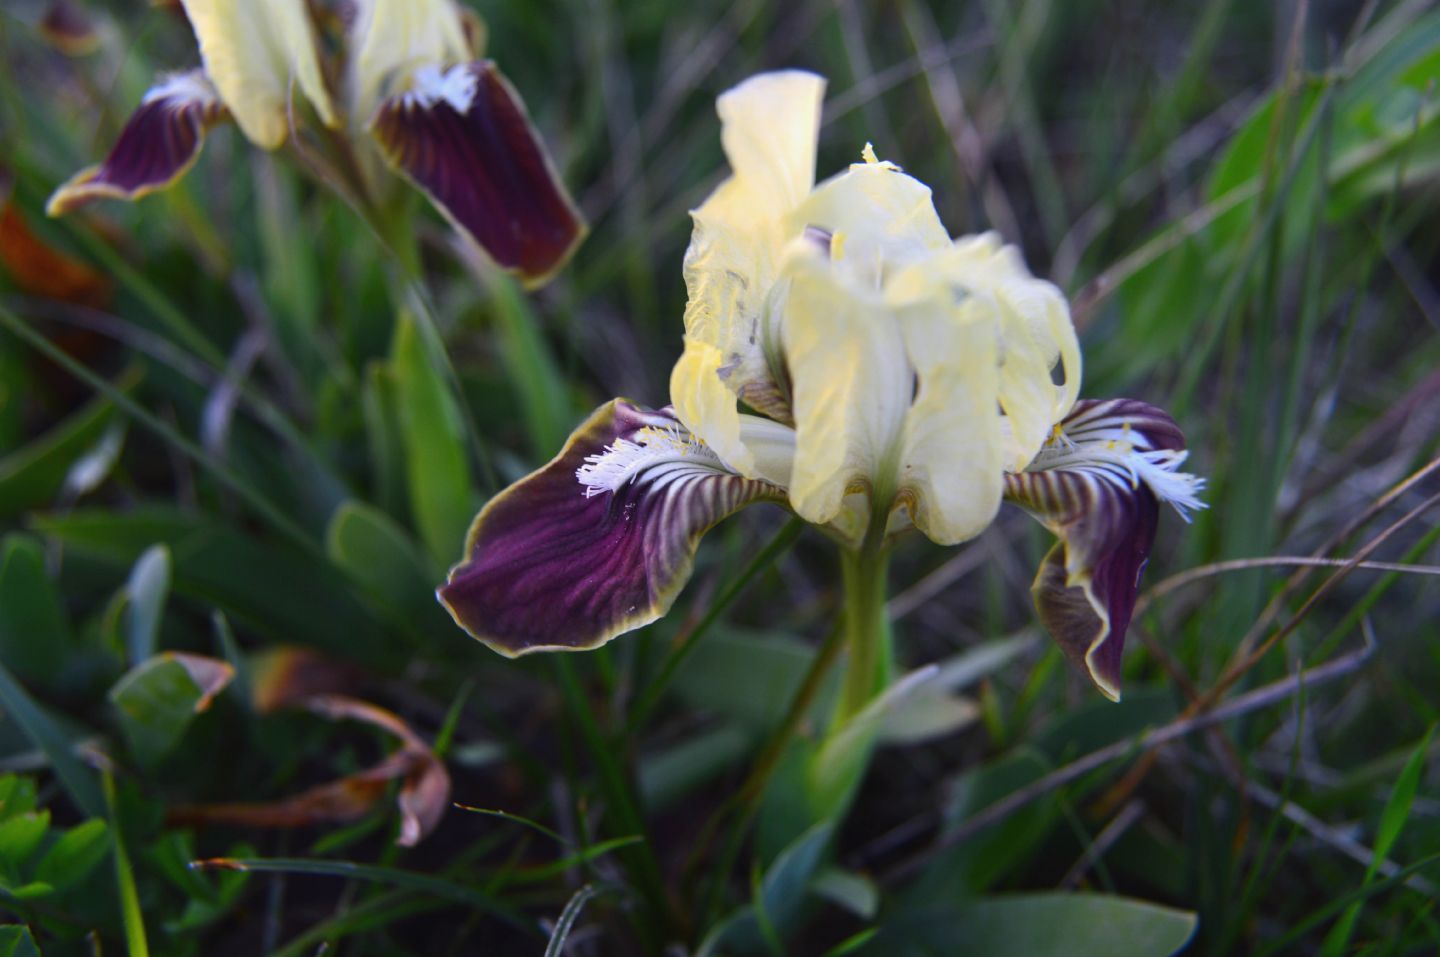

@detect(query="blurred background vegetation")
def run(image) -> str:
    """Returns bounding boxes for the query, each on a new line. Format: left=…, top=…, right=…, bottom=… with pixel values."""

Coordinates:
left=1, top=0, right=1437, bottom=953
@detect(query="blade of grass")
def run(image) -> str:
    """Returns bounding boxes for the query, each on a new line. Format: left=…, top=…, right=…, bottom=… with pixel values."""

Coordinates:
left=0, top=659, right=104, bottom=817
left=1321, top=723, right=1437, bottom=956
left=103, top=771, right=151, bottom=957
left=189, top=856, right=531, bottom=930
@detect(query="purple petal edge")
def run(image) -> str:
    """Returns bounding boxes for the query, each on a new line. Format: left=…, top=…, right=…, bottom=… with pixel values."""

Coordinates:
left=437, top=399, right=780, bottom=657
left=47, top=70, right=225, bottom=216
left=370, top=61, right=587, bottom=288
left=1005, top=399, right=1189, bottom=701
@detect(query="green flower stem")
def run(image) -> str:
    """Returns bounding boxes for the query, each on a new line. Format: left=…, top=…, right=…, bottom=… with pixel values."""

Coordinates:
left=837, top=511, right=894, bottom=721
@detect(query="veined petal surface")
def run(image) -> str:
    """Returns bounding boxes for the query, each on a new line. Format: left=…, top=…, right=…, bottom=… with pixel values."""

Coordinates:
left=1005, top=399, right=1205, bottom=700
left=370, top=61, right=586, bottom=287
left=181, top=0, right=337, bottom=148
left=47, top=71, right=226, bottom=216
left=438, top=400, right=783, bottom=656
left=674, top=70, right=825, bottom=451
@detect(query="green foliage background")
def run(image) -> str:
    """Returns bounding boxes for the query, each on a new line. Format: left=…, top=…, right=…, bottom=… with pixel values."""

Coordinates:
left=0, top=0, right=1437, bottom=953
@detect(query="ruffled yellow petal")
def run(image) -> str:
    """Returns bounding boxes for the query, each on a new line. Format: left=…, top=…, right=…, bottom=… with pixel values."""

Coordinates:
left=716, top=70, right=824, bottom=213
left=676, top=71, right=825, bottom=455
left=181, top=0, right=336, bottom=149
left=670, top=340, right=756, bottom=477
left=349, top=0, right=473, bottom=122
left=937, top=233, right=1080, bottom=469
left=886, top=266, right=1005, bottom=545
left=789, top=160, right=951, bottom=283
left=781, top=250, right=910, bottom=539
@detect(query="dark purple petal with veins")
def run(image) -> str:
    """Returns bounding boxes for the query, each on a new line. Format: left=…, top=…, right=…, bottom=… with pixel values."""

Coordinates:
left=1005, top=399, right=1202, bottom=701
left=47, top=71, right=225, bottom=216
left=438, top=399, right=782, bottom=656
left=370, top=61, right=586, bottom=288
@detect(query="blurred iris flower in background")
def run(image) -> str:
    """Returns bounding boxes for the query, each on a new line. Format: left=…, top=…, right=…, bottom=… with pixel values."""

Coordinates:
left=438, top=70, right=1205, bottom=704
left=46, top=0, right=585, bottom=286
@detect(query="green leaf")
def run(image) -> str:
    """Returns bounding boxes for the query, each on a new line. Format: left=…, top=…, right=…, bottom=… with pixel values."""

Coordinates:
left=884, top=892, right=1197, bottom=956
left=34, top=819, right=109, bottom=890
left=487, top=274, right=570, bottom=458
left=696, top=821, right=836, bottom=956
left=0, top=661, right=103, bottom=818
left=325, top=501, right=439, bottom=624
left=108, top=654, right=230, bottom=767
left=0, top=535, right=71, bottom=687
left=0, top=924, right=43, bottom=957
left=0, top=777, right=38, bottom=820
left=0, top=811, right=49, bottom=875
left=390, top=313, right=476, bottom=571
left=124, top=545, right=170, bottom=666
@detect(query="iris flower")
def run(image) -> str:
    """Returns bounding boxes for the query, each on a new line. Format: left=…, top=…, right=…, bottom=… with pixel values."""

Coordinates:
left=47, top=0, right=585, bottom=286
left=438, top=71, right=1203, bottom=702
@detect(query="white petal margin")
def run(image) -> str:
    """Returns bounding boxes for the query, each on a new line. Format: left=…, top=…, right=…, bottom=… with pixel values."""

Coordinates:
left=181, top=0, right=337, bottom=149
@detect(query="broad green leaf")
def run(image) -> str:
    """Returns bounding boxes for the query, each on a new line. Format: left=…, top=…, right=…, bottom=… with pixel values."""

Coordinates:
left=108, top=653, right=233, bottom=767
left=0, top=661, right=103, bottom=818
left=882, top=892, right=1197, bottom=956
left=638, top=724, right=750, bottom=810
left=325, top=501, right=438, bottom=623
left=696, top=821, right=836, bottom=956
left=488, top=274, right=570, bottom=458
left=124, top=545, right=170, bottom=666
left=0, top=811, right=49, bottom=875
left=810, top=667, right=937, bottom=821
left=0, top=924, right=42, bottom=957
left=390, top=313, right=475, bottom=571
left=0, top=535, right=71, bottom=686
left=0, top=777, right=38, bottom=820
left=812, top=867, right=878, bottom=920
left=34, top=818, right=109, bottom=890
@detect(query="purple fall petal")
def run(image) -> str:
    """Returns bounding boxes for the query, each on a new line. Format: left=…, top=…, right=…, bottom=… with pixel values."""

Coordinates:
left=1005, top=399, right=1197, bottom=701
left=438, top=399, right=781, bottom=656
left=369, top=61, right=586, bottom=287
left=47, top=70, right=226, bottom=216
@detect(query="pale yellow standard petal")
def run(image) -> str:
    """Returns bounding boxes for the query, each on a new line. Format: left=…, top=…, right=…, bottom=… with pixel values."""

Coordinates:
left=791, top=160, right=951, bottom=283
left=781, top=252, right=911, bottom=540
left=716, top=70, right=824, bottom=213
left=181, top=0, right=336, bottom=149
left=675, top=71, right=825, bottom=454
left=349, top=0, right=473, bottom=122
left=886, top=267, right=1005, bottom=545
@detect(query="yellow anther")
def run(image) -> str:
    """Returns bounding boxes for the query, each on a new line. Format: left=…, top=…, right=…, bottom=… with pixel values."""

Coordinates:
left=832, top=231, right=848, bottom=260
left=861, top=142, right=879, bottom=164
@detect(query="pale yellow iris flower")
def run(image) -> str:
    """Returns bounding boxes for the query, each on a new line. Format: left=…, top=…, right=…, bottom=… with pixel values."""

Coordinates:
left=670, top=70, right=1081, bottom=545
